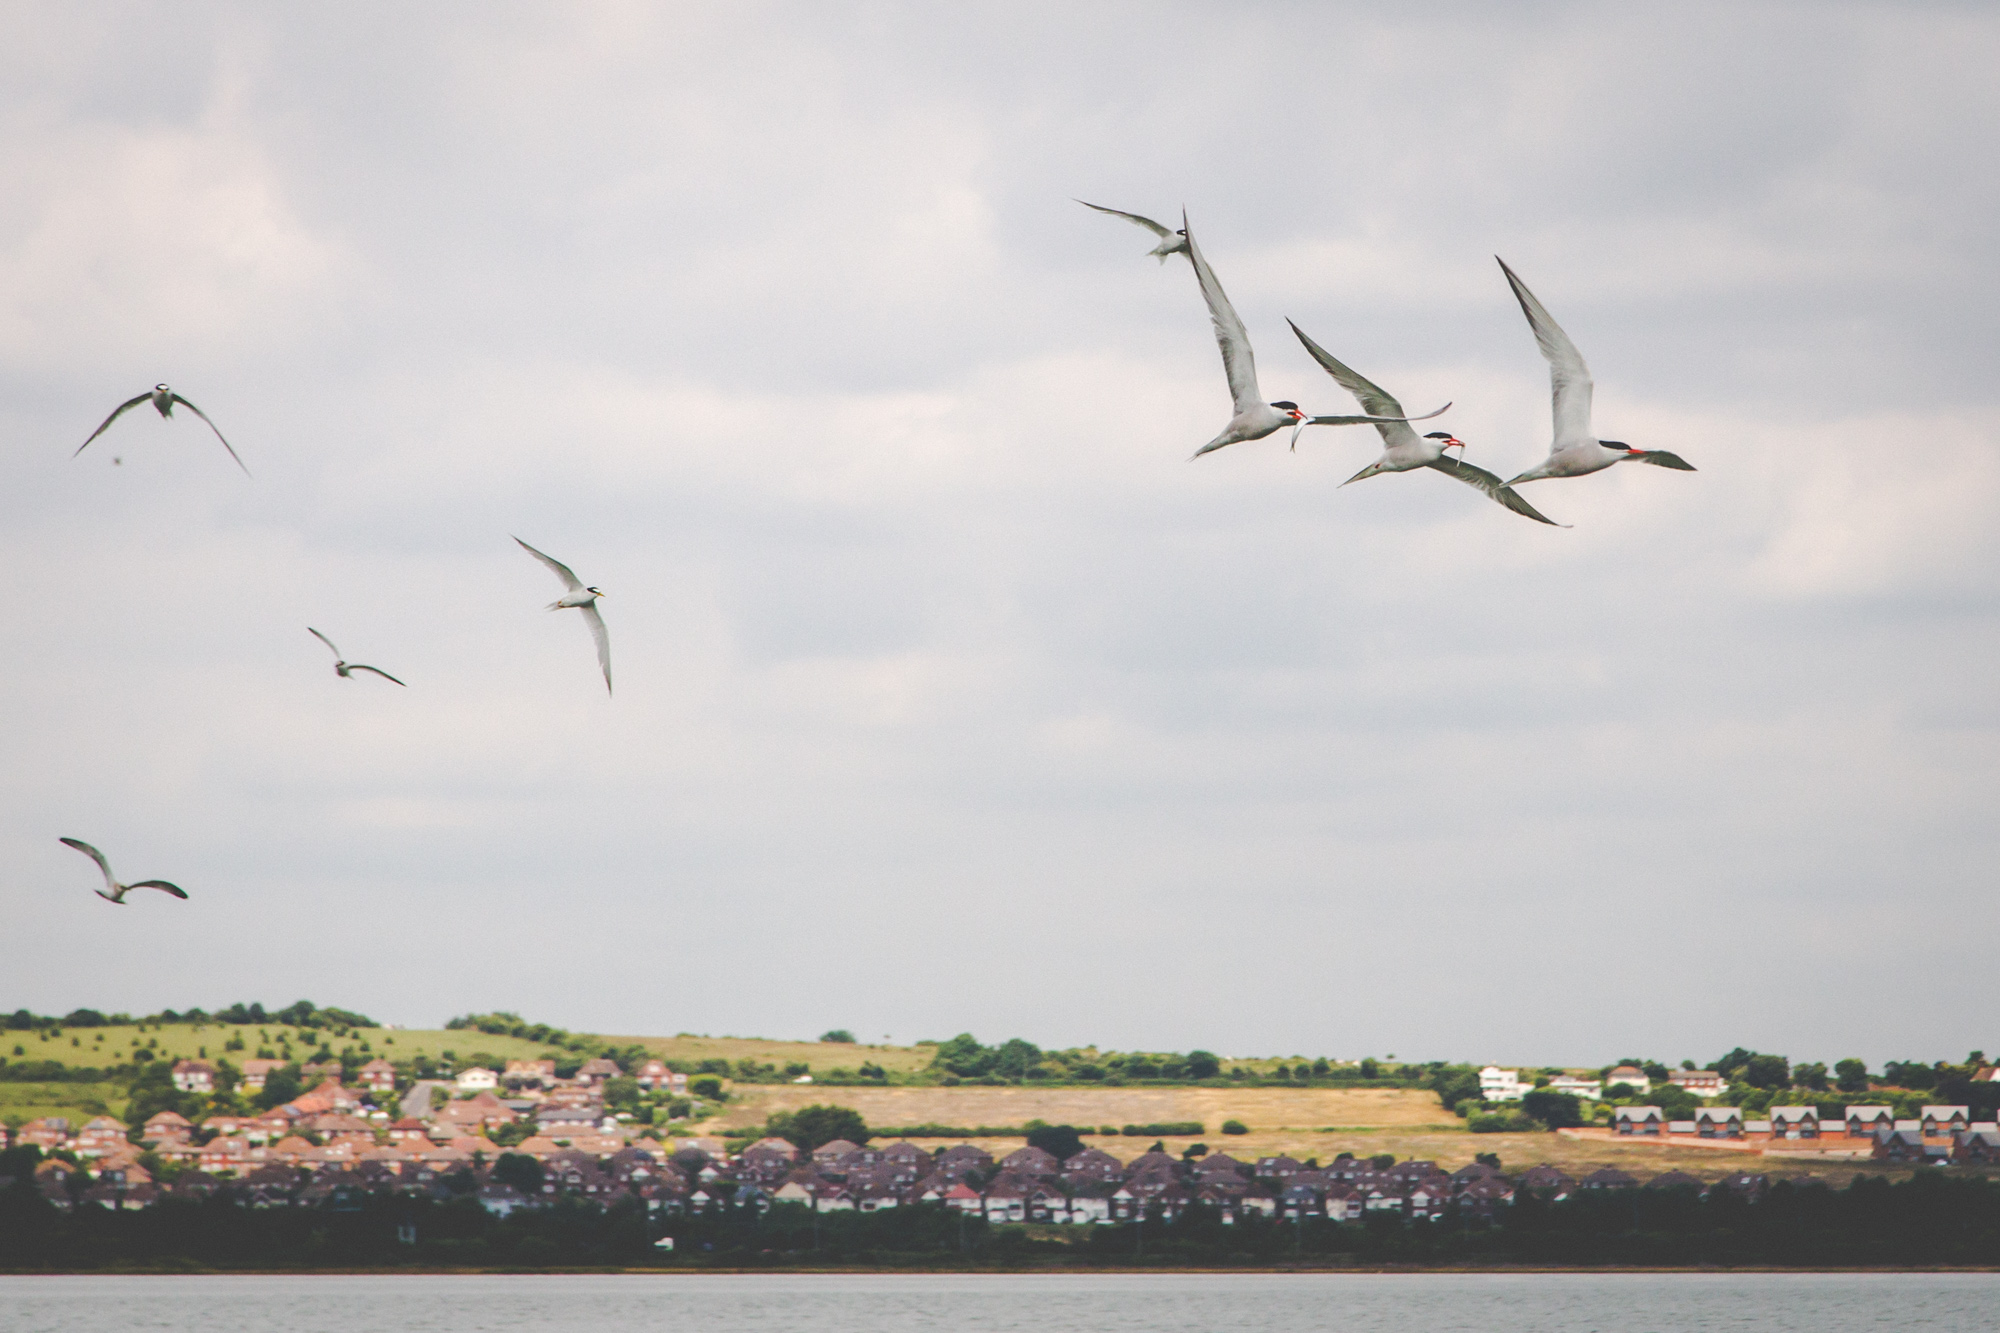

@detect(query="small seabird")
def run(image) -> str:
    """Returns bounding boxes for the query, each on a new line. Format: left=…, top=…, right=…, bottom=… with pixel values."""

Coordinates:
left=75, top=384, right=250, bottom=475
left=59, top=838, right=188, bottom=905
left=1288, top=321, right=1565, bottom=526
left=1076, top=200, right=1189, bottom=263
left=1495, top=258, right=1695, bottom=486
left=515, top=537, right=612, bottom=696
left=308, top=628, right=406, bottom=685
left=1183, top=213, right=1426, bottom=459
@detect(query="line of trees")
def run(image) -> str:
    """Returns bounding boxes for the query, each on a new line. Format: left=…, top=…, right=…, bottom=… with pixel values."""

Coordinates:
left=6, top=1173, right=2000, bottom=1270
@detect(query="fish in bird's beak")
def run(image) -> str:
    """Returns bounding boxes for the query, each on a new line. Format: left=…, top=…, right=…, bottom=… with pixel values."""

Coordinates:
left=1288, top=412, right=1309, bottom=451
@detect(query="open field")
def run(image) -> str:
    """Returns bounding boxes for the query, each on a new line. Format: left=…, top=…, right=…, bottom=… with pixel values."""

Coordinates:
left=3, top=1024, right=932, bottom=1078
left=0, top=1081, right=119, bottom=1125
left=708, top=1084, right=1454, bottom=1134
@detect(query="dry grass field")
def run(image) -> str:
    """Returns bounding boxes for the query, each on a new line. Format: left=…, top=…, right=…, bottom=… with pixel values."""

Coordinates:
left=600, top=1034, right=935, bottom=1075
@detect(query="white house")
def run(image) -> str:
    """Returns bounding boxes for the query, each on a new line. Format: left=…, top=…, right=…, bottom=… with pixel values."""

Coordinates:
left=1669, top=1069, right=1725, bottom=1097
left=171, top=1060, right=216, bottom=1093
left=1604, top=1066, right=1651, bottom=1095
left=1479, top=1067, right=1525, bottom=1102
left=1549, top=1075, right=1602, bottom=1101
left=455, top=1067, right=499, bottom=1091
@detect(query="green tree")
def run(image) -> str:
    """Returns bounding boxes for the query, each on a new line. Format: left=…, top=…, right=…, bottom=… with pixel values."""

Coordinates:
left=493, top=1152, right=544, bottom=1194
left=257, top=1065, right=303, bottom=1111
left=765, top=1104, right=869, bottom=1151
left=689, top=1076, right=724, bottom=1100
left=820, top=1030, right=855, bottom=1044
left=602, top=1077, right=641, bottom=1113
left=1793, top=1062, right=1830, bottom=1092
left=1221, top=1120, right=1248, bottom=1135
left=1025, top=1123, right=1084, bottom=1162
left=1521, top=1090, right=1584, bottom=1129
left=1743, top=1054, right=1790, bottom=1089
left=1184, top=1050, right=1221, bottom=1079
left=1835, top=1058, right=1870, bottom=1093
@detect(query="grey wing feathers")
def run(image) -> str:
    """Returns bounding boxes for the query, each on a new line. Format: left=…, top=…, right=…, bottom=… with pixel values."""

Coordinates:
left=59, top=837, right=117, bottom=889
left=75, top=394, right=151, bottom=457
left=169, top=394, right=250, bottom=476
left=1496, top=257, right=1594, bottom=451
left=127, top=880, right=189, bottom=899
left=348, top=664, right=406, bottom=686
left=1182, top=213, right=1260, bottom=416
left=1075, top=199, right=1172, bottom=239
left=1287, top=320, right=1404, bottom=419
left=514, top=536, right=584, bottom=591
left=308, top=627, right=342, bottom=659
left=1306, top=405, right=1451, bottom=427
left=1633, top=450, right=1697, bottom=471
left=580, top=603, right=612, bottom=696
left=1426, top=455, right=1571, bottom=526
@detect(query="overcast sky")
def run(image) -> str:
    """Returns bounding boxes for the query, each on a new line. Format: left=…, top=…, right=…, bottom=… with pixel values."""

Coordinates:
left=3, top=1, right=1996, bottom=1070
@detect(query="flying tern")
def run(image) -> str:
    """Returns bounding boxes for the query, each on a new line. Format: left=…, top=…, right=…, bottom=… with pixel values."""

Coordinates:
left=1495, top=258, right=1695, bottom=486
left=515, top=537, right=611, bottom=696
left=75, top=384, right=249, bottom=475
left=1076, top=200, right=1189, bottom=263
left=59, top=838, right=188, bottom=905
left=1183, top=214, right=1439, bottom=459
left=308, top=628, right=406, bottom=686
left=1288, top=321, right=1566, bottom=526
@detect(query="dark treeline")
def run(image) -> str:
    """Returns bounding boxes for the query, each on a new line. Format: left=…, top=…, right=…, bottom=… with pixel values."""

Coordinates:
left=5, top=1001, right=375, bottom=1032
left=6, top=1175, right=2000, bottom=1270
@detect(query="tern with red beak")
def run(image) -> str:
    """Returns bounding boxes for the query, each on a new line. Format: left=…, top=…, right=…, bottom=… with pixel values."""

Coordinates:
left=75, top=384, right=249, bottom=475
left=1288, top=321, right=1565, bottom=526
left=1495, top=258, right=1695, bottom=486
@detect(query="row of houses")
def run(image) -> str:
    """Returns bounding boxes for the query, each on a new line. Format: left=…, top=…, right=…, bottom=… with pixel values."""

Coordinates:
left=1479, top=1066, right=1730, bottom=1102
left=165, top=1054, right=691, bottom=1097
left=1610, top=1104, right=1986, bottom=1141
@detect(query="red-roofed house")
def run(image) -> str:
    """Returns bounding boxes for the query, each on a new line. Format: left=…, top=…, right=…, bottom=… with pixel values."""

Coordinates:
left=357, top=1058, right=397, bottom=1091
left=239, top=1059, right=285, bottom=1093
left=75, top=1117, right=130, bottom=1156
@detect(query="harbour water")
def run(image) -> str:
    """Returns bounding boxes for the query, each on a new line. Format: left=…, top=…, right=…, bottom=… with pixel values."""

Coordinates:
left=2, top=1271, right=1993, bottom=1332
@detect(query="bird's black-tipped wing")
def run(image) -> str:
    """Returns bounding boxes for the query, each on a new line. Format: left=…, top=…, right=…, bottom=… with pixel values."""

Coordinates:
left=59, top=836, right=117, bottom=890
left=1632, top=450, right=1697, bottom=471
left=348, top=664, right=406, bottom=686
left=167, top=394, right=250, bottom=476
left=308, top=627, right=343, bottom=660
left=1426, top=455, right=1571, bottom=527
left=1075, top=199, right=1173, bottom=240
left=127, top=880, right=188, bottom=900
left=75, top=394, right=152, bottom=457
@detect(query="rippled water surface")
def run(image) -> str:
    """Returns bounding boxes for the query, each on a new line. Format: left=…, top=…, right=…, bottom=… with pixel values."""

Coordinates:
left=3, top=1272, right=1993, bottom=1332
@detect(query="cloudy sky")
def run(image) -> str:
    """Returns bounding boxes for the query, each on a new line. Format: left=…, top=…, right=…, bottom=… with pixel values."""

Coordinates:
left=4, top=2, right=1996, bottom=1069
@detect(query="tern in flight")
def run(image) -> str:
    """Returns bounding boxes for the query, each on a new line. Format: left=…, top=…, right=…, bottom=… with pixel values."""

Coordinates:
left=59, top=838, right=188, bottom=905
left=308, top=628, right=406, bottom=686
left=515, top=537, right=611, bottom=696
left=1495, top=258, right=1695, bottom=486
left=75, top=384, right=249, bottom=475
left=1076, top=200, right=1189, bottom=263
left=1288, top=321, right=1566, bottom=526
left=1183, top=214, right=1441, bottom=459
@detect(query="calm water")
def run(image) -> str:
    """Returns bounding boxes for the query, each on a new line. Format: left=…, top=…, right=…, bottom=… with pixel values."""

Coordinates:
left=2, top=1272, right=1994, bottom=1332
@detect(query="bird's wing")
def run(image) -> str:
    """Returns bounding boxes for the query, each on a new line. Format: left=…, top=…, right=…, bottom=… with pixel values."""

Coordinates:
left=59, top=837, right=118, bottom=890
left=1287, top=320, right=1420, bottom=449
left=167, top=394, right=250, bottom=476
left=1496, top=258, right=1594, bottom=453
left=1183, top=213, right=1261, bottom=416
left=580, top=603, right=612, bottom=696
left=1425, top=455, right=1571, bottom=527
left=127, top=880, right=189, bottom=900
left=1632, top=450, right=1697, bottom=471
left=515, top=536, right=584, bottom=592
left=1075, top=200, right=1173, bottom=240
left=74, top=394, right=151, bottom=457
left=308, top=627, right=343, bottom=660
left=348, top=664, right=406, bottom=686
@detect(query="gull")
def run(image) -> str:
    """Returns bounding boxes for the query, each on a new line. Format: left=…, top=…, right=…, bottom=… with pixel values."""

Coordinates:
left=308, top=628, right=406, bottom=686
left=515, top=537, right=611, bottom=696
left=1076, top=200, right=1189, bottom=263
left=59, top=838, right=188, bottom=905
left=1495, top=258, right=1695, bottom=486
left=1288, top=321, right=1566, bottom=526
left=75, top=384, right=250, bottom=476
left=1183, top=213, right=1438, bottom=459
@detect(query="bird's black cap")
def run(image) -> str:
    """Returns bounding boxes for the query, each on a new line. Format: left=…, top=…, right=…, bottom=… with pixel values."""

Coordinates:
left=1269, top=400, right=1298, bottom=410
